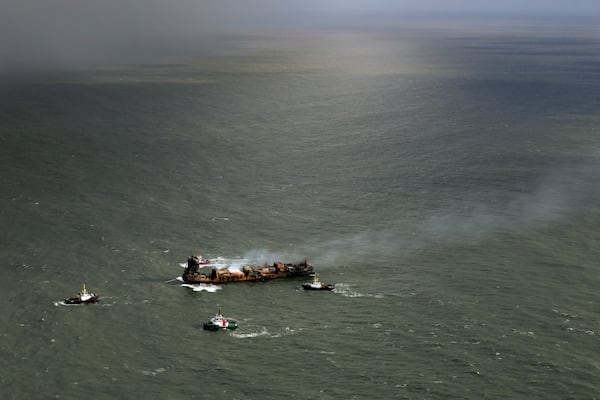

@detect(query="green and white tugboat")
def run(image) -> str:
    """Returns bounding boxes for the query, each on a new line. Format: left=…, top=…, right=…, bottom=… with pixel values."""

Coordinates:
left=203, top=307, right=238, bottom=331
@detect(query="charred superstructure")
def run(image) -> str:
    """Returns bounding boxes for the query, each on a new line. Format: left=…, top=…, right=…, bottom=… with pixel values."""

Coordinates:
left=182, top=255, right=313, bottom=284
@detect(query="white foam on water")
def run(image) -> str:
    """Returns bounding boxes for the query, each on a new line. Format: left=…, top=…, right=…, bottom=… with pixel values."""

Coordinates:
left=181, top=283, right=221, bottom=293
left=231, top=326, right=299, bottom=339
left=333, top=283, right=365, bottom=298
left=231, top=327, right=272, bottom=339
left=332, top=283, right=384, bottom=298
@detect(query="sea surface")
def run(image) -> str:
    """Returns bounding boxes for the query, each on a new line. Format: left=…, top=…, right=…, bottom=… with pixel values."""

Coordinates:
left=1, top=19, right=600, bottom=399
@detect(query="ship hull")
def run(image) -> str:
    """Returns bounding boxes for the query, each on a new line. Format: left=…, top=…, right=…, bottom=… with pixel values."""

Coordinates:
left=182, top=256, right=313, bottom=284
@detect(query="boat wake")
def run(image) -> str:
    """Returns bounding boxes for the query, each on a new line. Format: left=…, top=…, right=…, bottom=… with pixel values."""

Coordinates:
left=332, top=283, right=384, bottom=298
left=54, top=300, right=74, bottom=306
left=231, top=326, right=298, bottom=339
left=180, top=283, right=221, bottom=293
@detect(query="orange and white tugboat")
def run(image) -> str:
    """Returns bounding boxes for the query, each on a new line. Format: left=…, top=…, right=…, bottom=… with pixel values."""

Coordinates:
left=302, top=272, right=334, bottom=291
left=203, top=307, right=238, bottom=331
left=64, top=284, right=99, bottom=304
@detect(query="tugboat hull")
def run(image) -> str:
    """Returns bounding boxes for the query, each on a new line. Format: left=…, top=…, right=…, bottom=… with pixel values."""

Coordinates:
left=302, top=284, right=334, bottom=291
left=203, top=321, right=238, bottom=331
left=64, top=296, right=99, bottom=305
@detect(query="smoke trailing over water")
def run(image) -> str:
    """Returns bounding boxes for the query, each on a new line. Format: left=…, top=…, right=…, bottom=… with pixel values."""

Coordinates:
left=224, top=162, right=600, bottom=267
left=302, top=163, right=600, bottom=266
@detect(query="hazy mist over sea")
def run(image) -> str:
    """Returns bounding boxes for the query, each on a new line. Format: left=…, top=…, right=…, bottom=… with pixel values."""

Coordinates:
left=1, top=2, right=599, bottom=398
left=1, top=0, right=599, bottom=70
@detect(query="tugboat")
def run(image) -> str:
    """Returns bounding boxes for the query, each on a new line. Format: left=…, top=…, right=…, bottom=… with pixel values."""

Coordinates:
left=203, top=308, right=238, bottom=331
left=64, top=284, right=99, bottom=304
left=182, top=255, right=313, bottom=284
left=302, top=273, right=334, bottom=291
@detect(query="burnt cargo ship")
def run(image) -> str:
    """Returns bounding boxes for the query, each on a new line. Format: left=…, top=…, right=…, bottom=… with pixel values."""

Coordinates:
left=181, top=255, right=313, bottom=284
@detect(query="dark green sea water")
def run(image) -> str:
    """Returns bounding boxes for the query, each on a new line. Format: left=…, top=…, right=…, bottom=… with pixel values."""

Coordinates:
left=1, top=21, right=600, bottom=399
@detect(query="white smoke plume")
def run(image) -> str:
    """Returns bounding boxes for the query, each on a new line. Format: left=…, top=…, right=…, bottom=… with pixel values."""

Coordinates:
left=300, top=162, right=600, bottom=266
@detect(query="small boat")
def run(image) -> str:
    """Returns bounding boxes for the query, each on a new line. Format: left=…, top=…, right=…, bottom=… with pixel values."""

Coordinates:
left=203, top=308, right=238, bottom=331
left=302, top=273, right=334, bottom=291
left=64, top=284, right=99, bottom=304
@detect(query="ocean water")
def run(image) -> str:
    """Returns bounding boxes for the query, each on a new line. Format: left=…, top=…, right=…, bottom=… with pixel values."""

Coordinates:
left=1, top=20, right=600, bottom=399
